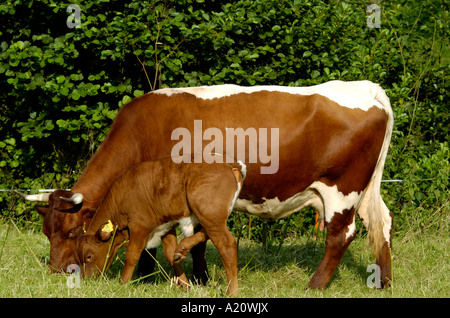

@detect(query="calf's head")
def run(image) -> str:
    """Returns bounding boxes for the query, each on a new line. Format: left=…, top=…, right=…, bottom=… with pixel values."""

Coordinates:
left=16, top=189, right=94, bottom=272
left=76, top=220, right=127, bottom=278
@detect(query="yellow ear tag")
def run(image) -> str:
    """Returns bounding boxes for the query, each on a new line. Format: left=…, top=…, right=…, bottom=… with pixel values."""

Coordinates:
left=102, top=220, right=114, bottom=233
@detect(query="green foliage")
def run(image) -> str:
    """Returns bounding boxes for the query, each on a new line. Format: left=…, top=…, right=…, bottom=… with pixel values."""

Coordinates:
left=1, top=0, right=448, bottom=239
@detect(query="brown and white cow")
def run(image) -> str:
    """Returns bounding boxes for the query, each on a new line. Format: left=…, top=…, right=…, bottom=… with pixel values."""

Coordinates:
left=76, top=157, right=245, bottom=296
left=19, top=80, right=393, bottom=290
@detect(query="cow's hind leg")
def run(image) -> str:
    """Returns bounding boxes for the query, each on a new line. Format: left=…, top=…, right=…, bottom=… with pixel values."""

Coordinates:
left=377, top=239, right=392, bottom=288
left=369, top=207, right=392, bottom=288
left=308, top=208, right=356, bottom=289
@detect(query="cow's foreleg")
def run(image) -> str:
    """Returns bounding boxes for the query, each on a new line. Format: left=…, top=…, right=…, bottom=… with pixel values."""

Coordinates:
left=308, top=208, right=356, bottom=289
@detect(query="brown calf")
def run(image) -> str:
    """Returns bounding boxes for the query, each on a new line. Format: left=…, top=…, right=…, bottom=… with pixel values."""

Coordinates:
left=76, top=157, right=245, bottom=296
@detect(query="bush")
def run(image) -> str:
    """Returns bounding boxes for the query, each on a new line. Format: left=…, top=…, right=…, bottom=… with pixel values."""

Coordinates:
left=1, top=0, right=448, bottom=239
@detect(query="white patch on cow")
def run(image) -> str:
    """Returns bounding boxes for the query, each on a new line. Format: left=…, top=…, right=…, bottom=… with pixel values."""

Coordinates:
left=229, top=181, right=242, bottom=215
left=228, top=160, right=246, bottom=214
left=346, top=215, right=356, bottom=241
left=238, top=160, right=247, bottom=180
left=309, top=182, right=361, bottom=224
left=153, top=80, right=388, bottom=112
left=234, top=181, right=361, bottom=237
left=178, top=215, right=199, bottom=237
left=234, top=187, right=324, bottom=221
left=145, top=221, right=178, bottom=249
left=145, top=215, right=199, bottom=249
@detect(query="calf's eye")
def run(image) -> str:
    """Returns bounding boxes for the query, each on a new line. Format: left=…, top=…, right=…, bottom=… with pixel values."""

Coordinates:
left=85, top=253, right=94, bottom=263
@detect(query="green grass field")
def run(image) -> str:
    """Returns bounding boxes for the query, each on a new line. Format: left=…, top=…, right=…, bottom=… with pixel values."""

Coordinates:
left=0, top=219, right=448, bottom=298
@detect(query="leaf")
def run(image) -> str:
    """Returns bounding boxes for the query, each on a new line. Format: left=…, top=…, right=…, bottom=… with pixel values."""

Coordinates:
left=133, top=90, right=144, bottom=97
left=122, top=95, right=132, bottom=104
left=71, top=89, right=81, bottom=100
left=272, top=25, right=281, bottom=32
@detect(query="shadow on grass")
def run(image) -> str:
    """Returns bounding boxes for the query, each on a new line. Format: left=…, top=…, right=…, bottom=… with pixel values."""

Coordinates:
left=102, top=235, right=371, bottom=290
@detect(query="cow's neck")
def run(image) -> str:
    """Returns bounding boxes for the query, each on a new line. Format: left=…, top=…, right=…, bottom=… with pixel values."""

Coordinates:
left=71, top=136, right=141, bottom=210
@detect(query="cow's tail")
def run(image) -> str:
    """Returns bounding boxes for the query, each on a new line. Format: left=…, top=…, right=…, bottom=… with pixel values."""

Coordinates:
left=357, top=83, right=394, bottom=262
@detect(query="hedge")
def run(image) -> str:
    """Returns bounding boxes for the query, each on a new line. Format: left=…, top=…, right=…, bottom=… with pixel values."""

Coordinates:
left=0, top=0, right=448, bottom=243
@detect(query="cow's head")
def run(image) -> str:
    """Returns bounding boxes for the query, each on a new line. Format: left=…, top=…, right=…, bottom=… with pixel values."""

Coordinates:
left=16, top=189, right=94, bottom=273
left=76, top=220, right=127, bottom=278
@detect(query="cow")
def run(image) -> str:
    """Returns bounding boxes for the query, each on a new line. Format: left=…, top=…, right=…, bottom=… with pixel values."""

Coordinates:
left=76, top=157, right=245, bottom=296
left=19, top=80, right=393, bottom=290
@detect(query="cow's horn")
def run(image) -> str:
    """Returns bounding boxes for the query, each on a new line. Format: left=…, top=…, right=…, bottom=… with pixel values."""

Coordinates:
left=60, top=193, right=83, bottom=205
left=14, top=190, right=51, bottom=202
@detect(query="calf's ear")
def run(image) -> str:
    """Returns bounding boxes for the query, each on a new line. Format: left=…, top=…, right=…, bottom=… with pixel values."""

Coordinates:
left=96, top=220, right=115, bottom=242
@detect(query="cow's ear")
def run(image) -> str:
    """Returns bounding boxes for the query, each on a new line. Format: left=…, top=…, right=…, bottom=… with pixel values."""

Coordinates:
left=34, top=205, right=50, bottom=217
left=96, top=220, right=115, bottom=242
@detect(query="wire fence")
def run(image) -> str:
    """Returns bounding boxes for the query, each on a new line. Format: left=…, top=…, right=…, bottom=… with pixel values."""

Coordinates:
left=1, top=178, right=447, bottom=194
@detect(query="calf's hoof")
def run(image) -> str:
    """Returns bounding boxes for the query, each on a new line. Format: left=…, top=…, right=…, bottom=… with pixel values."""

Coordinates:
left=173, top=246, right=188, bottom=263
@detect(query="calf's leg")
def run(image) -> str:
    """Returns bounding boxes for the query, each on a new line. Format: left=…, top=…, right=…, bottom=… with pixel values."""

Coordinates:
left=179, top=218, right=238, bottom=296
left=173, top=227, right=209, bottom=263
left=190, top=204, right=239, bottom=296
left=137, top=226, right=209, bottom=285
left=160, top=228, right=190, bottom=288
left=121, top=236, right=148, bottom=283
left=205, top=225, right=238, bottom=297
left=187, top=168, right=241, bottom=296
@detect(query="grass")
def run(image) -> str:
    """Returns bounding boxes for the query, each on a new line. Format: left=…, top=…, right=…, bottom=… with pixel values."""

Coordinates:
left=0, top=218, right=448, bottom=298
